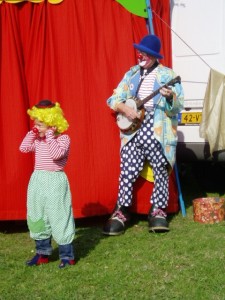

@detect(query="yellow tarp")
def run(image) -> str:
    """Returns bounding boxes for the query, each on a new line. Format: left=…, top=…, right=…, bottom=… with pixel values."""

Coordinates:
left=140, top=162, right=154, bottom=182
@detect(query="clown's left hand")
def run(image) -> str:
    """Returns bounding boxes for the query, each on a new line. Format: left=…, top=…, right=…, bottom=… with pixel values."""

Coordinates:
left=160, top=86, right=174, bottom=100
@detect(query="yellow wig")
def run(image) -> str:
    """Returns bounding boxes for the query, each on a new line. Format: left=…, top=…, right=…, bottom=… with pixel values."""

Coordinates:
left=27, top=101, right=69, bottom=133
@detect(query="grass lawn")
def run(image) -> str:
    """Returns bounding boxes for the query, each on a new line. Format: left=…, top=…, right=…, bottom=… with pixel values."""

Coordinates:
left=0, top=162, right=225, bottom=300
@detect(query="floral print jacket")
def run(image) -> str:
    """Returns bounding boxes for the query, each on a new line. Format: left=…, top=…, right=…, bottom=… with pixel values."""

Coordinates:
left=107, top=64, right=184, bottom=168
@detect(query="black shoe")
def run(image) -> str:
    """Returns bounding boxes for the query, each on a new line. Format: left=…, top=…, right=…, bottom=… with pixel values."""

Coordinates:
left=102, top=205, right=130, bottom=236
left=148, top=206, right=169, bottom=233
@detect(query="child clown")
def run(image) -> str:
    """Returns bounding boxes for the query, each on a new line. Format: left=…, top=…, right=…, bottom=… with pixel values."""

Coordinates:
left=20, top=100, right=75, bottom=268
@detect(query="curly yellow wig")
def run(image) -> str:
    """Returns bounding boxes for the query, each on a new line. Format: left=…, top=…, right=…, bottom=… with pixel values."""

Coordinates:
left=27, top=101, right=69, bottom=133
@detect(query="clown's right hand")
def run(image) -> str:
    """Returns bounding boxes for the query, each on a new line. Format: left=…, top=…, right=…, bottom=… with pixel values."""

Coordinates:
left=116, top=102, right=140, bottom=121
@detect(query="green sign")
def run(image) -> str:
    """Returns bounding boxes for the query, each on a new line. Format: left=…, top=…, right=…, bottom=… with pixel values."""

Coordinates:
left=116, top=0, right=148, bottom=18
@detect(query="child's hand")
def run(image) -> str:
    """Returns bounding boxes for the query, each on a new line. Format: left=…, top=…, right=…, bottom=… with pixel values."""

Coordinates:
left=50, top=126, right=57, bottom=132
left=45, top=127, right=57, bottom=136
left=46, top=127, right=57, bottom=133
left=32, top=127, right=39, bottom=135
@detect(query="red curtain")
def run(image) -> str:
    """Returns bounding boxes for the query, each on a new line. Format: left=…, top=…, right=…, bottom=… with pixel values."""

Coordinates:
left=0, top=0, right=176, bottom=220
left=151, top=0, right=172, bottom=68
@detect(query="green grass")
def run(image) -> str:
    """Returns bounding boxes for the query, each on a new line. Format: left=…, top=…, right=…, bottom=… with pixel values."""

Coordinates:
left=0, top=162, right=225, bottom=300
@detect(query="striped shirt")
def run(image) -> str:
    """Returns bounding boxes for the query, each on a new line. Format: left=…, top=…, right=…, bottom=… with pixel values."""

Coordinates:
left=138, top=67, right=158, bottom=111
left=19, top=130, right=70, bottom=171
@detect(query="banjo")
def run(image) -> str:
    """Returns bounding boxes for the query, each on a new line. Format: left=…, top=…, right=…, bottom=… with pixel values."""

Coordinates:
left=116, top=76, right=181, bottom=135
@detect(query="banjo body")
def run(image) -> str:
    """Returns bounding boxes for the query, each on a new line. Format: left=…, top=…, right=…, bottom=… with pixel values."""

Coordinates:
left=116, top=98, right=145, bottom=134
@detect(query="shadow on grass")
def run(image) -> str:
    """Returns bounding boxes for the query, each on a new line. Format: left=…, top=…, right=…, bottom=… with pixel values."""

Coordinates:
left=0, top=220, right=28, bottom=234
left=177, top=161, right=225, bottom=209
left=4, top=162, right=224, bottom=261
left=0, top=202, right=179, bottom=263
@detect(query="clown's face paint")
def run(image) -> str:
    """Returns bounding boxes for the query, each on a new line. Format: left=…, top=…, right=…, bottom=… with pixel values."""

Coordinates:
left=137, top=52, right=156, bottom=69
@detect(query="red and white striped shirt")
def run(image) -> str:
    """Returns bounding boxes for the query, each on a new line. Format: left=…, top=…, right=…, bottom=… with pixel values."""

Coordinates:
left=138, top=67, right=158, bottom=111
left=20, top=130, right=70, bottom=171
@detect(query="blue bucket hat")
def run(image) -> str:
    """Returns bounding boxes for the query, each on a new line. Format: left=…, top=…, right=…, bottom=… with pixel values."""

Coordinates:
left=133, top=35, right=163, bottom=59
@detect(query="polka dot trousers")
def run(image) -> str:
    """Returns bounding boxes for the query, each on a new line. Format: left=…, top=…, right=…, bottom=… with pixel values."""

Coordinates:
left=117, top=111, right=169, bottom=209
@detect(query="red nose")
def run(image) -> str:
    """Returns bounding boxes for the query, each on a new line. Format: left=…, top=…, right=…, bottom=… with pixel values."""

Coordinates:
left=137, top=53, right=143, bottom=60
left=32, top=127, right=39, bottom=134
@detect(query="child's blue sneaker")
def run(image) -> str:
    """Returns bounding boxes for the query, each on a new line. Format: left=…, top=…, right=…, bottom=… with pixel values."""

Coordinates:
left=26, top=254, right=49, bottom=266
left=58, top=259, right=75, bottom=268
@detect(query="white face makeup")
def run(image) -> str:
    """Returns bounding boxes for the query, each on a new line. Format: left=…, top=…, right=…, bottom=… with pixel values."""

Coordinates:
left=137, top=51, right=156, bottom=69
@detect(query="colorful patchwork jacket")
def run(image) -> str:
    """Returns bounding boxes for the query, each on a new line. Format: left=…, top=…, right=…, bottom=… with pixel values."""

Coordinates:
left=107, top=64, right=184, bottom=168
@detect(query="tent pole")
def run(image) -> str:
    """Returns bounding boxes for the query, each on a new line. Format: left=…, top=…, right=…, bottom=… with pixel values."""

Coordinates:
left=174, top=163, right=186, bottom=217
left=145, top=0, right=154, bottom=34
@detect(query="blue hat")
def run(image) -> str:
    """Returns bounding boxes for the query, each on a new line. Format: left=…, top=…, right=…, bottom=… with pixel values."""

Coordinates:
left=133, top=35, right=163, bottom=59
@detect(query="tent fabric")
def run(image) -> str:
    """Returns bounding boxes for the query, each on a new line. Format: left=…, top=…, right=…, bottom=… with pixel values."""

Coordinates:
left=151, top=0, right=172, bottom=68
left=0, top=0, right=177, bottom=220
left=0, top=0, right=62, bottom=4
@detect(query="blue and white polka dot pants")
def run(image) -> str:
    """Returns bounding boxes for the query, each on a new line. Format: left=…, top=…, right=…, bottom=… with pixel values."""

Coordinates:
left=117, top=111, right=169, bottom=209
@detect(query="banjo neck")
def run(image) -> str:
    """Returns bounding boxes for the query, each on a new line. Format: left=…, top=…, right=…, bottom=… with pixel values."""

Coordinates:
left=136, top=76, right=181, bottom=109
